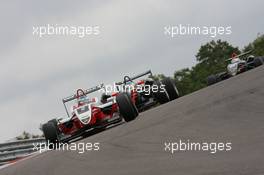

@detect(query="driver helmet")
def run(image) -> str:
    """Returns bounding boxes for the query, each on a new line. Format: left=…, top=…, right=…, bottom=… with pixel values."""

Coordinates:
left=125, top=81, right=134, bottom=85
left=247, top=55, right=254, bottom=60
left=144, top=78, right=154, bottom=85
left=101, top=93, right=111, bottom=103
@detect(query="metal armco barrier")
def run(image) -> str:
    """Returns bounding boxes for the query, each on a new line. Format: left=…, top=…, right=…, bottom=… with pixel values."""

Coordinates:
left=0, top=138, right=46, bottom=165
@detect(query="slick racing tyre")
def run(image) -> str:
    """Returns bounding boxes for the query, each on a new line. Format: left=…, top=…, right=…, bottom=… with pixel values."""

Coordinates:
left=48, top=119, right=61, bottom=135
left=253, top=57, right=263, bottom=67
left=48, top=119, right=57, bottom=125
left=207, top=74, right=217, bottom=86
left=161, top=77, right=179, bottom=100
left=116, top=92, right=138, bottom=122
left=125, top=93, right=139, bottom=116
left=152, top=80, right=170, bottom=104
left=42, top=122, right=59, bottom=149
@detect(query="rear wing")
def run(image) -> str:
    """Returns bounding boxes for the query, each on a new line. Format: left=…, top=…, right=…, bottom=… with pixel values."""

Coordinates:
left=115, top=70, right=153, bottom=85
left=226, top=50, right=253, bottom=61
left=62, top=84, right=104, bottom=103
left=62, top=84, right=104, bottom=117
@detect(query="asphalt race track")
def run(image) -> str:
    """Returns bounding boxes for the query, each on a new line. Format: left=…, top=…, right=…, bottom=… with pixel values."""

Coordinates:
left=2, top=66, right=264, bottom=175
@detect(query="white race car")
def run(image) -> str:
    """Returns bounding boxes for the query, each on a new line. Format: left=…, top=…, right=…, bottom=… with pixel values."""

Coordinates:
left=207, top=50, right=263, bottom=85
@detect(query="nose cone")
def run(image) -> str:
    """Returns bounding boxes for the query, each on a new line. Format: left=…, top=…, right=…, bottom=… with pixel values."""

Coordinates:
left=227, top=63, right=238, bottom=76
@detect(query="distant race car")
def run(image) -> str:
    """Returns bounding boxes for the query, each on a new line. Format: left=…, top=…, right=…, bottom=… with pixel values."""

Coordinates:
left=115, top=70, right=179, bottom=112
left=41, top=84, right=138, bottom=145
left=207, top=50, right=263, bottom=85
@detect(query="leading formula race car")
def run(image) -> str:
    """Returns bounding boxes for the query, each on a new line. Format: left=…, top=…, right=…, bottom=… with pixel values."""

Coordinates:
left=41, top=84, right=138, bottom=144
left=207, top=50, right=263, bottom=85
left=114, top=70, right=179, bottom=112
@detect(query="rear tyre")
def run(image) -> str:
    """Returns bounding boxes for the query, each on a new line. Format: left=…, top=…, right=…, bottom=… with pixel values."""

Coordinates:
left=116, top=93, right=138, bottom=122
left=42, top=122, right=59, bottom=149
left=152, top=81, right=170, bottom=104
left=207, top=75, right=217, bottom=86
left=161, top=77, right=179, bottom=100
left=253, top=57, right=263, bottom=67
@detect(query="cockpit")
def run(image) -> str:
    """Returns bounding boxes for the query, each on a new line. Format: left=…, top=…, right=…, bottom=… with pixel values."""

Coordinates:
left=231, top=58, right=240, bottom=64
left=76, top=105, right=90, bottom=115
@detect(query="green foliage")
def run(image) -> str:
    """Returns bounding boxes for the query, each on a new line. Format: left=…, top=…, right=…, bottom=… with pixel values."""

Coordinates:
left=154, top=35, right=264, bottom=96
left=174, top=68, right=193, bottom=95
left=150, top=74, right=166, bottom=81
left=174, top=40, right=239, bottom=95
left=243, top=34, right=264, bottom=55
left=196, top=40, right=240, bottom=73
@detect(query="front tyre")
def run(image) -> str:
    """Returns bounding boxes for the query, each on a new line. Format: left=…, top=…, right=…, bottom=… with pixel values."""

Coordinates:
left=152, top=81, right=170, bottom=104
left=161, top=77, right=179, bottom=100
left=116, top=93, right=138, bottom=122
left=42, top=122, right=59, bottom=149
left=261, top=57, right=264, bottom=63
left=125, top=93, right=139, bottom=116
left=207, top=75, right=217, bottom=86
left=253, top=57, right=263, bottom=67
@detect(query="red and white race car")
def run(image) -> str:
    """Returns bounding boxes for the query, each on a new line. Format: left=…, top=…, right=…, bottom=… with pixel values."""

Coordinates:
left=42, top=84, right=138, bottom=144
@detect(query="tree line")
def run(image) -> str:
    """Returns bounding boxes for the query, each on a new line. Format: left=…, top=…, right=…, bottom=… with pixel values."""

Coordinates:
left=154, top=34, right=264, bottom=96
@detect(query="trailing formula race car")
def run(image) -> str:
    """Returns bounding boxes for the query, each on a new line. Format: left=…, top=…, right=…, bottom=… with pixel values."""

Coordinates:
left=207, top=50, right=263, bottom=85
left=41, top=84, right=138, bottom=145
left=115, top=70, right=179, bottom=112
